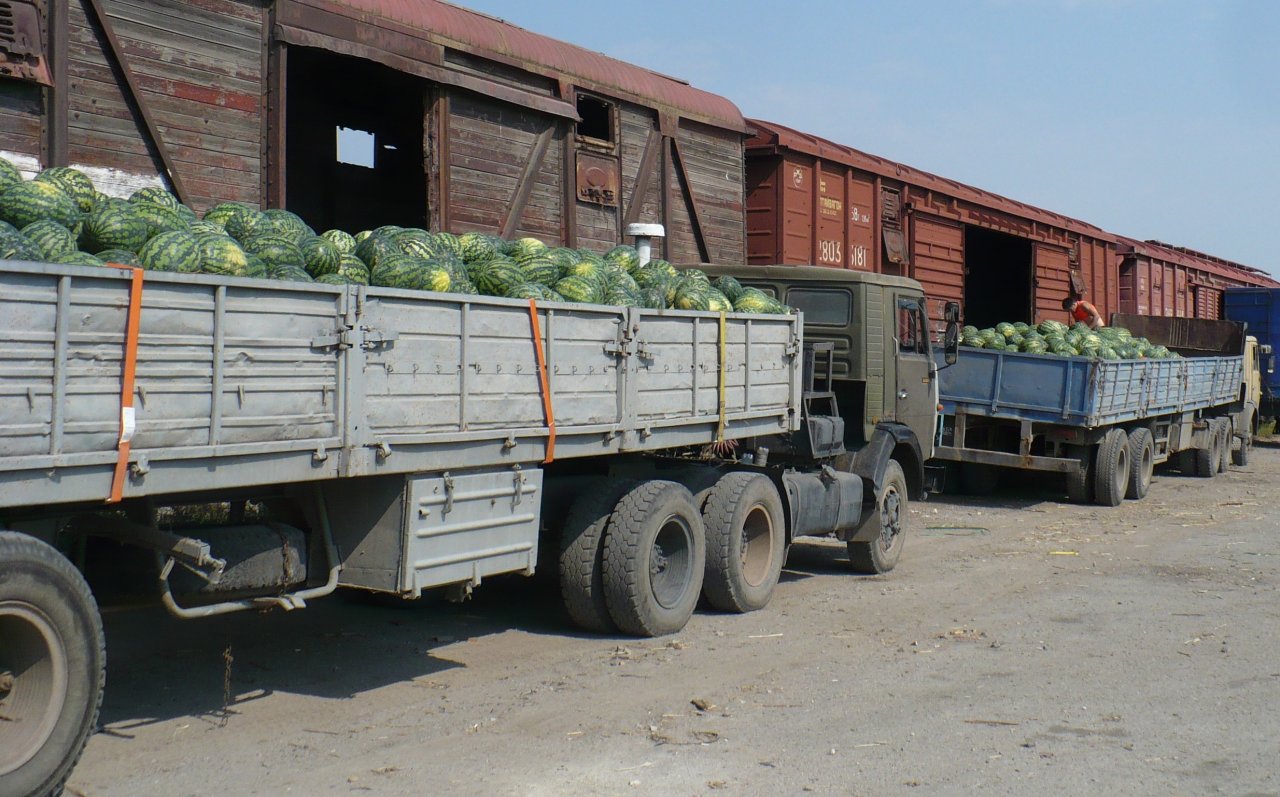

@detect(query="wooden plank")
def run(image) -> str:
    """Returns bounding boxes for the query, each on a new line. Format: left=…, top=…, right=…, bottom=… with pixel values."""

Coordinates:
left=81, top=0, right=189, bottom=200
left=623, top=128, right=660, bottom=228
left=670, top=137, right=710, bottom=263
left=100, top=0, right=263, bottom=54
left=500, top=125, right=554, bottom=239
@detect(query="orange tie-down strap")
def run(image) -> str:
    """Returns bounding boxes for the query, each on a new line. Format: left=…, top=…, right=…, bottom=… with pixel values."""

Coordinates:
left=105, top=263, right=144, bottom=503
left=527, top=299, right=556, bottom=463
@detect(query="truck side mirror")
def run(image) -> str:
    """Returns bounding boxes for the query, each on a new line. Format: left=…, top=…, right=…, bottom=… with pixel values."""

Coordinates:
left=943, top=301, right=961, bottom=365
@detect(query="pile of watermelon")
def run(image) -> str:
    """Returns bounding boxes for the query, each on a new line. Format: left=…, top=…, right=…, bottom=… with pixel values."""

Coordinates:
left=0, top=159, right=790, bottom=315
left=960, top=320, right=1178, bottom=360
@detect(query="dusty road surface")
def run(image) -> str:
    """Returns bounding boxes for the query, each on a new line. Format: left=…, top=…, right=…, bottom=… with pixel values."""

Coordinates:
left=67, top=446, right=1280, bottom=797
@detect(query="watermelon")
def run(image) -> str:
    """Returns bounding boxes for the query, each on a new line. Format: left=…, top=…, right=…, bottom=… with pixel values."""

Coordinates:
left=138, top=230, right=202, bottom=273
left=321, top=228, right=357, bottom=254
left=369, top=256, right=450, bottom=292
left=337, top=254, right=370, bottom=285
left=604, top=284, right=641, bottom=307
left=673, top=280, right=713, bottom=311
left=176, top=204, right=198, bottom=223
left=225, top=209, right=271, bottom=242
left=129, top=186, right=181, bottom=212
left=637, top=287, right=667, bottom=310
left=394, top=233, right=440, bottom=260
left=646, top=259, right=679, bottom=280
left=0, top=180, right=80, bottom=229
left=353, top=230, right=372, bottom=244
left=732, top=288, right=783, bottom=314
left=0, top=157, right=23, bottom=187
left=372, top=225, right=403, bottom=237
left=713, top=275, right=745, bottom=303
left=433, top=231, right=465, bottom=260
left=468, top=255, right=525, bottom=296
left=315, top=273, right=359, bottom=285
left=187, top=219, right=226, bottom=238
left=355, top=231, right=399, bottom=268
left=54, top=250, right=104, bottom=267
left=459, top=231, right=498, bottom=264
left=609, top=271, right=640, bottom=294
left=508, top=237, right=546, bottom=260
left=0, top=234, right=41, bottom=261
left=603, top=245, right=640, bottom=274
left=547, top=247, right=581, bottom=270
left=21, top=219, right=78, bottom=259
left=80, top=200, right=149, bottom=253
left=562, top=258, right=607, bottom=288
left=553, top=275, right=604, bottom=304
left=242, top=234, right=304, bottom=269
left=95, top=249, right=142, bottom=267
left=35, top=167, right=97, bottom=213
left=506, top=282, right=561, bottom=302
left=261, top=208, right=313, bottom=242
left=705, top=290, right=733, bottom=313
left=270, top=263, right=313, bottom=282
left=203, top=202, right=253, bottom=230
left=133, top=202, right=188, bottom=238
left=518, top=253, right=562, bottom=287
left=244, top=254, right=270, bottom=279
left=300, top=235, right=341, bottom=277
left=199, top=236, right=251, bottom=277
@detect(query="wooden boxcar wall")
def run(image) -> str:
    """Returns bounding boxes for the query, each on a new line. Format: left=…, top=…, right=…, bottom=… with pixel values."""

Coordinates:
left=1116, top=247, right=1270, bottom=321
left=0, top=0, right=745, bottom=257
left=745, top=148, right=1116, bottom=327
left=0, top=0, right=266, bottom=208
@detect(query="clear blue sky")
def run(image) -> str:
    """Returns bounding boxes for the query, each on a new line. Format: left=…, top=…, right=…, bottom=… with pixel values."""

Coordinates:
left=458, top=0, right=1278, bottom=275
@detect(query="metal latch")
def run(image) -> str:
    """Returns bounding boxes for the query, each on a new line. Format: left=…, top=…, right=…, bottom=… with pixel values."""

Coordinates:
left=311, top=328, right=356, bottom=351
left=361, top=327, right=399, bottom=350
left=442, top=472, right=456, bottom=515
left=512, top=465, right=526, bottom=508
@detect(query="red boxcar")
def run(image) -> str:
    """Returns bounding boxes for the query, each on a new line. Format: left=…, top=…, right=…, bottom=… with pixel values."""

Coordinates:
left=744, top=118, right=1277, bottom=329
left=1116, top=239, right=1277, bottom=320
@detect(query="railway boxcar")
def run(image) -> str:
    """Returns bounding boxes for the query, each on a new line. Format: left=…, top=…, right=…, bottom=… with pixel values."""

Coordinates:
left=0, top=0, right=748, bottom=262
left=1117, top=239, right=1278, bottom=319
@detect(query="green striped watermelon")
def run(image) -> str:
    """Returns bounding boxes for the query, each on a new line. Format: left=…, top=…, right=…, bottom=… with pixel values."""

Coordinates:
left=300, top=235, right=341, bottom=277
left=0, top=234, right=41, bottom=261
left=354, top=230, right=372, bottom=244
left=637, top=287, right=667, bottom=310
left=433, top=231, right=464, bottom=260
left=202, top=202, right=253, bottom=230
left=243, top=234, right=304, bottom=269
left=554, top=275, right=605, bottom=304
left=262, top=208, right=313, bottom=242
left=713, top=276, right=745, bottom=303
left=321, top=229, right=357, bottom=254
left=315, top=273, right=358, bottom=285
left=129, top=187, right=181, bottom=212
left=134, top=202, right=188, bottom=238
left=200, top=236, right=251, bottom=277
left=468, top=255, right=524, bottom=297
left=138, top=230, right=202, bottom=272
left=518, top=253, right=562, bottom=287
left=225, top=209, right=271, bottom=243
left=458, top=231, right=498, bottom=264
left=21, top=219, right=78, bottom=259
left=603, top=245, right=640, bottom=274
left=0, top=157, right=22, bottom=187
left=548, top=247, right=581, bottom=270
left=270, top=263, right=313, bottom=282
left=337, top=253, right=370, bottom=285
left=35, top=167, right=97, bottom=213
left=80, top=199, right=149, bottom=253
left=605, top=284, right=641, bottom=307
left=0, top=180, right=80, bottom=229
left=95, top=249, right=143, bottom=267
left=355, top=231, right=400, bottom=268
left=54, top=250, right=104, bottom=267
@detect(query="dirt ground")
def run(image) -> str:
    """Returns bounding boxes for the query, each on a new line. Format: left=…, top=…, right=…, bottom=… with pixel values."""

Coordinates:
left=66, top=445, right=1280, bottom=797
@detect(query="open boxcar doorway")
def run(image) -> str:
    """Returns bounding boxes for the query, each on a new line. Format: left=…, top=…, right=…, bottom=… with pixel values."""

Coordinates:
left=285, top=47, right=427, bottom=233
left=963, top=226, right=1033, bottom=328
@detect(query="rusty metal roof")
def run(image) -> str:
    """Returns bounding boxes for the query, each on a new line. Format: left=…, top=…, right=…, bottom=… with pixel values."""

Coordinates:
left=746, top=118, right=1112, bottom=239
left=1117, top=238, right=1280, bottom=287
left=289, top=0, right=747, bottom=133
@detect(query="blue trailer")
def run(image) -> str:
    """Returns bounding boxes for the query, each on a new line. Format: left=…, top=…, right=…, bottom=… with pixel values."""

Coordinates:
left=1224, top=288, right=1280, bottom=421
left=932, top=316, right=1252, bottom=506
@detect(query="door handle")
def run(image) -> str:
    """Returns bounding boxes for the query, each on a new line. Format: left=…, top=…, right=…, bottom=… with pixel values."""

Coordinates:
left=898, top=389, right=908, bottom=400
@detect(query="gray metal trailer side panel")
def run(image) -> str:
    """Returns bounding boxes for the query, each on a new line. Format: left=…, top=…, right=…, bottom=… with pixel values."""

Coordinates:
left=0, top=262, right=801, bottom=509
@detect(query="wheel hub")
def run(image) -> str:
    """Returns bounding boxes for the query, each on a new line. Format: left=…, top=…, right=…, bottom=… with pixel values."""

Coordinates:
left=0, top=601, right=69, bottom=777
left=879, top=488, right=902, bottom=551
left=650, top=515, right=693, bottom=610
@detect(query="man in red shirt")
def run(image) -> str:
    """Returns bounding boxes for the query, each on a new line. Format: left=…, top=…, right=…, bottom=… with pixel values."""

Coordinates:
left=1062, top=296, right=1104, bottom=330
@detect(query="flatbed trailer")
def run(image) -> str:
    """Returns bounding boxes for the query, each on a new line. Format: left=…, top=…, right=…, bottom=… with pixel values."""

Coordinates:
left=932, top=316, right=1252, bottom=506
left=1, top=258, right=956, bottom=797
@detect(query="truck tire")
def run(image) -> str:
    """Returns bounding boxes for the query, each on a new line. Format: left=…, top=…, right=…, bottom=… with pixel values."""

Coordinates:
left=0, top=532, right=104, bottom=797
left=558, top=479, right=638, bottom=633
left=1215, top=419, right=1231, bottom=474
left=1065, top=445, right=1094, bottom=504
left=1233, top=429, right=1252, bottom=467
left=1126, top=428, right=1154, bottom=501
left=1192, top=424, right=1218, bottom=478
left=848, top=460, right=908, bottom=575
left=602, top=481, right=706, bottom=637
left=701, top=473, right=785, bottom=613
left=1093, top=429, right=1130, bottom=507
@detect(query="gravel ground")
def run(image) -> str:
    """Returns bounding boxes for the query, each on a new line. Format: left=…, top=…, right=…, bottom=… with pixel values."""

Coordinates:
left=67, top=444, right=1280, bottom=797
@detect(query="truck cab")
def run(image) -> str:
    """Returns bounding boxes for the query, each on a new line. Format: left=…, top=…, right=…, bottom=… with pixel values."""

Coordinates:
left=703, top=265, right=958, bottom=499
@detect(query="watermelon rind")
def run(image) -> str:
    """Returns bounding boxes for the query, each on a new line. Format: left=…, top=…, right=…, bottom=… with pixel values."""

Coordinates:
left=138, top=230, right=202, bottom=273
left=35, top=167, right=98, bottom=213
left=0, top=180, right=80, bottom=229
left=21, top=219, right=78, bottom=260
left=80, top=199, right=149, bottom=253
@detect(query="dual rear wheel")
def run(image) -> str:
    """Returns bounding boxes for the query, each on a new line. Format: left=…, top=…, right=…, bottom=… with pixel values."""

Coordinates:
left=558, top=473, right=787, bottom=637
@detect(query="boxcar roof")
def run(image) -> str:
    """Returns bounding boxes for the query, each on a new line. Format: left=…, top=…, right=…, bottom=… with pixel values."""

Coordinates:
left=284, top=0, right=748, bottom=133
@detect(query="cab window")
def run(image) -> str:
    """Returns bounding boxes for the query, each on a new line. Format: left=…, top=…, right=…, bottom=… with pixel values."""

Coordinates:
left=787, top=288, right=852, bottom=327
left=897, top=298, right=926, bottom=355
